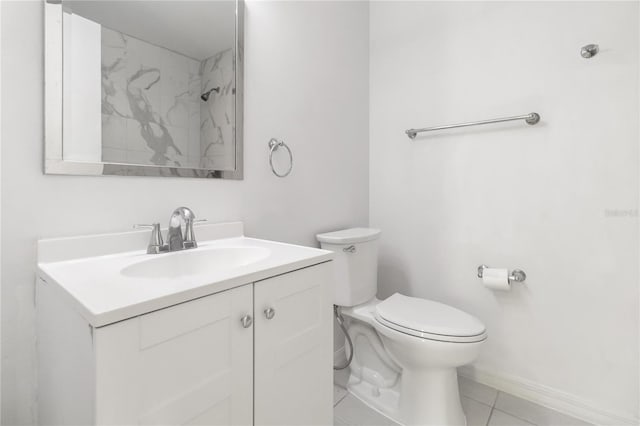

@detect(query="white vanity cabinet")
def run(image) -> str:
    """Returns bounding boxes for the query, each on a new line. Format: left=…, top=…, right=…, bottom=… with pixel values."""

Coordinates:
left=37, top=261, right=333, bottom=426
left=94, top=284, right=254, bottom=425
left=254, top=264, right=333, bottom=425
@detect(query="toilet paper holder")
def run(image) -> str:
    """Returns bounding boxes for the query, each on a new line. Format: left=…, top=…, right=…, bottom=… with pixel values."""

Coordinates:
left=477, top=265, right=527, bottom=283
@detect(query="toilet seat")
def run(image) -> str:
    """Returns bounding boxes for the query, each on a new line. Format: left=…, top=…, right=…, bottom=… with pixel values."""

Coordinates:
left=374, top=293, right=487, bottom=343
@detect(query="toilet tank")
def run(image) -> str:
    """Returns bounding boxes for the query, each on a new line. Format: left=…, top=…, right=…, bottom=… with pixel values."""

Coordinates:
left=316, top=228, right=381, bottom=307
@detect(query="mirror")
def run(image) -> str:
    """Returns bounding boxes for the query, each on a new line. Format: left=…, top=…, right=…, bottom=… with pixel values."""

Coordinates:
left=44, top=0, right=244, bottom=179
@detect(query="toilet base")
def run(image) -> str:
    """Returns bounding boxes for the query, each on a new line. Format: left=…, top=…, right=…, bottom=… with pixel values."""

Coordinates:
left=347, top=367, right=466, bottom=426
left=399, top=367, right=466, bottom=426
left=347, top=371, right=401, bottom=422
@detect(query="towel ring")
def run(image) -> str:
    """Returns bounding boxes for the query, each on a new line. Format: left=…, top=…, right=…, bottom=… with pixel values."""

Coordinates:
left=268, top=138, right=293, bottom=177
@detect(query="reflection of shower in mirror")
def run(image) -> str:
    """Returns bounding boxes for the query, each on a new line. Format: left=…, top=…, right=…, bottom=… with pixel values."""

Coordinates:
left=44, top=0, right=244, bottom=178
left=200, top=87, right=220, bottom=102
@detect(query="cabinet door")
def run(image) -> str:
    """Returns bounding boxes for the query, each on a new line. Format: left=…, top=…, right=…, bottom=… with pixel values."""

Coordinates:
left=254, top=262, right=333, bottom=426
left=94, top=285, right=254, bottom=425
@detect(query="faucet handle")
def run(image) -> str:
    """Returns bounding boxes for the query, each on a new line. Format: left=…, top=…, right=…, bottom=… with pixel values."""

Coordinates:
left=134, top=224, right=156, bottom=229
left=134, top=223, right=166, bottom=254
left=183, top=220, right=198, bottom=249
left=182, top=219, right=207, bottom=249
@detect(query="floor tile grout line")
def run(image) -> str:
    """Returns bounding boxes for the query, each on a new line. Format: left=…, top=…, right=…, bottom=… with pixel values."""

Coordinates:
left=334, top=386, right=349, bottom=407
left=335, top=377, right=584, bottom=426
left=491, top=407, right=539, bottom=426
left=334, top=393, right=348, bottom=408
left=461, top=394, right=496, bottom=410
left=458, top=380, right=499, bottom=408
left=491, top=390, right=499, bottom=408
left=485, top=406, right=497, bottom=426
left=333, top=413, right=347, bottom=423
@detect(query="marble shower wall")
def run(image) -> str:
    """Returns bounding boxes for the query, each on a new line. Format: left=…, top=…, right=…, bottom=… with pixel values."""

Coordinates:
left=200, top=48, right=235, bottom=170
left=101, top=27, right=202, bottom=168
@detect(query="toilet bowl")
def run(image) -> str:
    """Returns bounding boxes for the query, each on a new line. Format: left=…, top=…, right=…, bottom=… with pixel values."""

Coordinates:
left=317, top=228, right=487, bottom=426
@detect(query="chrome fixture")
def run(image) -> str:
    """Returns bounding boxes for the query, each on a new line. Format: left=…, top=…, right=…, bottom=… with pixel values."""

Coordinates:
left=268, top=138, right=293, bottom=177
left=135, top=207, right=206, bottom=254
left=167, top=207, right=198, bottom=251
left=406, top=112, right=540, bottom=139
left=240, top=314, right=253, bottom=328
left=580, top=44, right=599, bottom=59
left=264, top=307, right=276, bottom=320
left=477, top=264, right=527, bottom=284
left=342, top=245, right=356, bottom=253
left=133, top=223, right=166, bottom=254
left=200, top=87, right=220, bottom=101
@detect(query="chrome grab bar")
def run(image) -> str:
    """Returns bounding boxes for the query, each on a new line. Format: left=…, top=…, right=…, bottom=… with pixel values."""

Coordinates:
left=406, top=112, right=540, bottom=139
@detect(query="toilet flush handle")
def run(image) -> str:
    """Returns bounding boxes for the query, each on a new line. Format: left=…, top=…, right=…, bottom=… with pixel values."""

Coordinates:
left=343, top=245, right=356, bottom=253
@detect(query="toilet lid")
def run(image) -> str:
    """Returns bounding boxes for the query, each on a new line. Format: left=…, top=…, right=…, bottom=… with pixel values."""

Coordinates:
left=375, top=293, right=486, bottom=342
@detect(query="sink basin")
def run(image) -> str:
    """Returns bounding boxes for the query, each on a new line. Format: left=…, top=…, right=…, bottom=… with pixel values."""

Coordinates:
left=38, top=222, right=334, bottom=326
left=121, top=246, right=271, bottom=279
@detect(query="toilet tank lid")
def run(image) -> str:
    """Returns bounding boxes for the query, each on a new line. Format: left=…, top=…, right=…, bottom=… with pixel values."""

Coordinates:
left=316, top=228, right=381, bottom=244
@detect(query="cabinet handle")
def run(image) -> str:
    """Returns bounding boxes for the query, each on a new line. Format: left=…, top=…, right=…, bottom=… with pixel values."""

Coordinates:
left=264, top=307, right=276, bottom=320
left=240, top=315, right=253, bottom=328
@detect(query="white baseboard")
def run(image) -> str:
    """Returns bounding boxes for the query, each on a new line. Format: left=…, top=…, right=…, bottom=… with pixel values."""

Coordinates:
left=459, top=366, right=638, bottom=426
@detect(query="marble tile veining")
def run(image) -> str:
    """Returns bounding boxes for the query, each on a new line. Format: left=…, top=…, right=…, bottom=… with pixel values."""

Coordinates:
left=99, top=26, right=234, bottom=170
left=199, top=48, right=235, bottom=171
left=101, top=27, right=201, bottom=168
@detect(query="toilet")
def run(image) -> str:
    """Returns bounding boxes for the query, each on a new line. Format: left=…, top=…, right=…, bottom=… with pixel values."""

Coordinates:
left=317, top=228, right=487, bottom=426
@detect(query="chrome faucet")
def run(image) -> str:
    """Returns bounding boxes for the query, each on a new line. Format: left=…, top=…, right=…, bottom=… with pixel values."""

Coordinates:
left=135, top=207, right=205, bottom=254
left=167, top=207, right=197, bottom=251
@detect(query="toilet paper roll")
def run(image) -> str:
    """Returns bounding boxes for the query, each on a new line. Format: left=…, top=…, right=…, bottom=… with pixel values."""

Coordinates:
left=482, top=268, right=510, bottom=291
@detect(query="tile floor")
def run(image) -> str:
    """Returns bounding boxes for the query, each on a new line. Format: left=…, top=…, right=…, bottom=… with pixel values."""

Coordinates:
left=333, top=374, right=591, bottom=426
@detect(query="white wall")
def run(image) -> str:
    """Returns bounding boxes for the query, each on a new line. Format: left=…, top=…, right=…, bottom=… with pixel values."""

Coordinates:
left=370, top=1, right=638, bottom=423
left=0, top=1, right=369, bottom=423
left=0, top=0, right=3, bottom=417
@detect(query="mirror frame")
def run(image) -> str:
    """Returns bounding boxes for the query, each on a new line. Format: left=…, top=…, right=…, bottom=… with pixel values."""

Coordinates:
left=44, top=0, right=244, bottom=179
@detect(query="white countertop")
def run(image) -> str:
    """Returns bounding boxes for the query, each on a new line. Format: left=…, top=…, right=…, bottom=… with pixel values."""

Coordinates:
left=37, top=223, right=333, bottom=327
